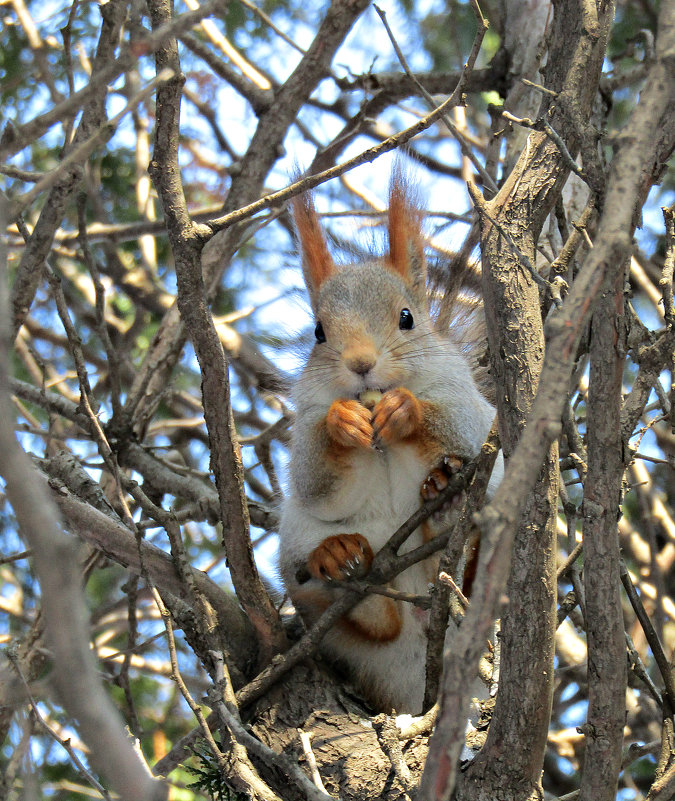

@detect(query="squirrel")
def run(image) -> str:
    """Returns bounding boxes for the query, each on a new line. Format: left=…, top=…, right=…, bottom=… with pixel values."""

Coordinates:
left=278, top=170, right=503, bottom=714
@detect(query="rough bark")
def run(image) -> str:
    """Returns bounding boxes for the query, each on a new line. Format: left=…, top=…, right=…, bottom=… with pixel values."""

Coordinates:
left=248, top=663, right=430, bottom=801
left=579, top=259, right=629, bottom=800
left=422, top=0, right=616, bottom=796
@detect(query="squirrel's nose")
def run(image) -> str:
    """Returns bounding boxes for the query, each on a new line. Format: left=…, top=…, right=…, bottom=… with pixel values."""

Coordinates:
left=348, top=356, right=376, bottom=376
left=343, top=345, right=377, bottom=376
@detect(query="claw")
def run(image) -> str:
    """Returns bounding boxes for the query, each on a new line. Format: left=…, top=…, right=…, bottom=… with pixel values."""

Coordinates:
left=443, top=454, right=463, bottom=473
left=421, top=454, right=465, bottom=502
left=307, top=533, right=374, bottom=582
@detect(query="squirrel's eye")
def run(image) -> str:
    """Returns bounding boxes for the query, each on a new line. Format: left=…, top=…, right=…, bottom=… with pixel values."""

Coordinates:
left=399, top=308, right=414, bottom=330
left=314, top=321, right=326, bottom=343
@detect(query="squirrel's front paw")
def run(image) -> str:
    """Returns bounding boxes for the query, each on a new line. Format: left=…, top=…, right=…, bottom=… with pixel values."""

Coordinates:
left=326, top=400, right=373, bottom=449
left=372, top=387, right=423, bottom=446
left=307, top=533, right=374, bottom=581
left=421, top=454, right=464, bottom=501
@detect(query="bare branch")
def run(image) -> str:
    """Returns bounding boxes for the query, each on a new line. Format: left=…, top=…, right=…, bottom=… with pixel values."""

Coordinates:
left=0, top=195, right=169, bottom=801
left=146, top=0, right=286, bottom=661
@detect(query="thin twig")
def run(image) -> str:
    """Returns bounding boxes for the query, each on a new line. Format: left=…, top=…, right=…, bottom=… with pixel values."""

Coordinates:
left=373, top=714, right=416, bottom=797
left=119, top=576, right=143, bottom=739
left=0, top=548, right=32, bottom=565
left=624, top=629, right=663, bottom=707
left=8, top=70, right=174, bottom=220
left=374, top=3, right=497, bottom=195
left=209, top=653, right=333, bottom=801
left=549, top=198, right=596, bottom=285
left=205, top=13, right=489, bottom=235
left=7, top=650, right=113, bottom=801
left=330, top=579, right=431, bottom=609
left=152, top=588, right=227, bottom=766
left=501, top=110, right=589, bottom=184
left=298, top=731, right=331, bottom=796
left=438, top=571, right=469, bottom=610
left=661, top=205, right=675, bottom=325
left=620, top=560, right=675, bottom=715
left=557, top=542, right=583, bottom=580
left=76, top=194, right=123, bottom=419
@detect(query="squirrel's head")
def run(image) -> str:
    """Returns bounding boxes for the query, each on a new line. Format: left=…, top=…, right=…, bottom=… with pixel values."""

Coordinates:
left=292, top=171, right=433, bottom=397
left=292, top=170, right=427, bottom=312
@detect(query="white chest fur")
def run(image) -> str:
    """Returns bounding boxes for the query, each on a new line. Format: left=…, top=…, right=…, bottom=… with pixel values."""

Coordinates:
left=278, top=439, right=436, bottom=713
left=281, top=440, right=431, bottom=562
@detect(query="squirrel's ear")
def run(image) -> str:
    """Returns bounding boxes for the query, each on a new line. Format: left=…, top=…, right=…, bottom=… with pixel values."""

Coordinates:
left=387, top=172, right=426, bottom=294
left=292, top=192, right=335, bottom=312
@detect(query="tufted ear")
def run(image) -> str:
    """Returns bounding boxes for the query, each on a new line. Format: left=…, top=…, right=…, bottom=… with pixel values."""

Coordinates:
left=292, top=192, right=335, bottom=313
left=387, top=170, right=427, bottom=297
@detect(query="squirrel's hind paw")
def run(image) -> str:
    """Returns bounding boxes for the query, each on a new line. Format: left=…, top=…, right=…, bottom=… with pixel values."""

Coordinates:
left=307, top=533, right=374, bottom=581
left=421, top=454, right=464, bottom=502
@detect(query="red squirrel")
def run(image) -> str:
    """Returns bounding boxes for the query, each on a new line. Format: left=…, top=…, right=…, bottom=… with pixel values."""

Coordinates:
left=278, top=172, right=502, bottom=713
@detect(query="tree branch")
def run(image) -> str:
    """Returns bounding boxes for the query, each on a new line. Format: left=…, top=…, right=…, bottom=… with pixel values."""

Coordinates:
left=578, top=255, right=628, bottom=801
left=0, top=196, right=168, bottom=801
left=146, top=0, right=286, bottom=661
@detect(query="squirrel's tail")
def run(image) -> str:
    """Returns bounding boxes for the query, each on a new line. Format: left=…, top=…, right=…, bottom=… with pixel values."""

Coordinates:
left=427, top=235, right=494, bottom=406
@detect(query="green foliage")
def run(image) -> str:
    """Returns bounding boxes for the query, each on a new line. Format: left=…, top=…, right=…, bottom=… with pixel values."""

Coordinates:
left=0, top=24, right=30, bottom=112
left=94, top=151, right=139, bottom=223
left=185, top=746, right=247, bottom=801
left=421, top=1, right=495, bottom=70
left=609, top=0, right=658, bottom=58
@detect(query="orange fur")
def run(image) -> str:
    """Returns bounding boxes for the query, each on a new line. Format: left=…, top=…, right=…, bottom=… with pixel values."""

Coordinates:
left=420, top=455, right=463, bottom=500
left=292, top=193, right=334, bottom=309
left=387, top=174, right=424, bottom=283
left=420, top=520, right=435, bottom=543
left=301, top=534, right=402, bottom=643
left=340, top=596, right=402, bottom=642
left=371, top=391, right=447, bottom=468
left=325, top=399, right=373, bottom=450
left=420, top=465, right=451, bottom=500
left=293, top=584, right=403, bottom=643
left=307, top=533, right=374, bottom=580
left=371, top=387, right=423, bottom=444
